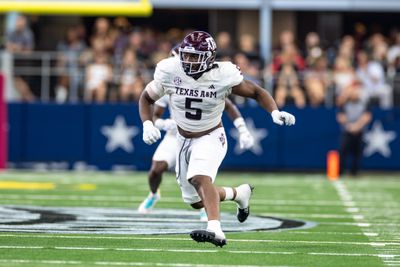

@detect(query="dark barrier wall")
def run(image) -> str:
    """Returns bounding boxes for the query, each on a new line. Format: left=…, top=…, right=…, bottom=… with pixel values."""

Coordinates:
left=8, top=103, right=400, bottom=171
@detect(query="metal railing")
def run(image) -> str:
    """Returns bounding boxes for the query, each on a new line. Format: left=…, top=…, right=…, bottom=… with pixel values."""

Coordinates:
left=1, top=50, right=85, bottom=102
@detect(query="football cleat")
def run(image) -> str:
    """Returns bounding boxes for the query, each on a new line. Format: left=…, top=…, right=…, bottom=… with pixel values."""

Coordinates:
left=199, top=208, right=208, bottom=222
left=137, top=191, right=160, bottom=214
left=190, top=230, right=227, bottom=247
left=234, top=184, right=254, bottom=223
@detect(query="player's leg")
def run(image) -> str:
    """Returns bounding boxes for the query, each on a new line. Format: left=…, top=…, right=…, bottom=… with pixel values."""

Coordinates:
left=138, top=160, right=167, bottom=213
left=138, top=133, right=176, bottom=213
left=216, top=185, right=254, bottom=223
left=184, top=128, right=228, bottom=246
left=190, top=175, right=220, bottom=221
left=148, top=160, right=168, bottom=194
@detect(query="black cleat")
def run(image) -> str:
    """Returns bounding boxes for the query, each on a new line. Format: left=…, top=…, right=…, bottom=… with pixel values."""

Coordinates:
left=237, top=207, right=250, bottom=223
left=190, top=230, right=227, bottom=247
left=236, top=184, right=254, bottom=223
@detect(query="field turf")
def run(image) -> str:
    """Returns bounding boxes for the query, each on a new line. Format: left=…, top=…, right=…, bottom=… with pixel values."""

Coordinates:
left=0, top=171, right=399, bottom=267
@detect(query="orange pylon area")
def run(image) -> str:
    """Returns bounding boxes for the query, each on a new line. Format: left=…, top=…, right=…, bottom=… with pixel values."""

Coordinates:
left=327, top=150, right=340, bottom=181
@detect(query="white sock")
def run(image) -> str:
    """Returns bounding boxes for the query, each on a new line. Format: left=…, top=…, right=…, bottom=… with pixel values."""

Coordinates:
left=207, top=220, right=225, bottom=239
left=223, top=187, right=234, bottom=201
left=234, top=185, right=250, bottom=209
left=149, top=190, right=160, bottom=198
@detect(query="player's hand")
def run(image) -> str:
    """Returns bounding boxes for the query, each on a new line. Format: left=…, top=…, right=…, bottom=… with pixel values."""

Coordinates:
left=143, top=120, right=161, bottom=145
left=154, top=118, right=176, bottom=131
left=234, top=117, right=255, bottom=150
left=239, top=130, right=254, bottom=150
left=271, top=110, right=296, bottom=126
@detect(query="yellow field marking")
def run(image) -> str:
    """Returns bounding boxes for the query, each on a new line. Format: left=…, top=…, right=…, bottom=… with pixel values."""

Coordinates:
left=0, top=181, right=96, bottom=191
left=74, top=184, right=97, bottom=191
left=0, top=181, right=55, bottom=190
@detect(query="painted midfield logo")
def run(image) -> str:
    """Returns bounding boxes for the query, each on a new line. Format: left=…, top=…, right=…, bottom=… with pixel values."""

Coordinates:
left=0, top=206, right=314, bottom=235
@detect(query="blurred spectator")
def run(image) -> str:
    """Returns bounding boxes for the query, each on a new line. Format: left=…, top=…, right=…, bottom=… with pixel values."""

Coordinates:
left=333, top=56, right=356, bottom=97
left=91, top=17, right=115, bottom=53
left=79, top=36, right=108, bottom=66
left=304, top=32, right=323, bottom=67
left=279, top=30, right=295, bottom=50
left=150, top=39, right=172, bottom=67
left=232, top=52, right=262, bottom=106
left=239, top=33, right=262, bottom=67
left=126, top=30, right=146, bottom=61
left=112, top=17, right=132, bottom=68
left=272, top=44, right=306, bottom=108
left=387, top=32, right=400, bottom=76
left=337, top=83, right=372, bottom=176
left=304, top=55, right=332, bottom=107
left=55, top=26, right=87, bottom=103
left=141, top=27, right=158, bottom=62
left=360, top=54, right=393, bottom=109
left=85, top=51, right=112, bottom=103
left=119, top=49, right=144, bottom=102
left=5, top=14, right=35, bottom=102
left=216, top=31, right=234, bottom=60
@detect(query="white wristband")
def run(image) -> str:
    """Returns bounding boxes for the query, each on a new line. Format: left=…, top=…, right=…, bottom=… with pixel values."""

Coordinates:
left=233, top=117, right=245, bottom=129
left=143, top=120, right=154, bottom=128
left=154, top=119, right=164, bottom=130
left=271, top=110, right=280, bottom=116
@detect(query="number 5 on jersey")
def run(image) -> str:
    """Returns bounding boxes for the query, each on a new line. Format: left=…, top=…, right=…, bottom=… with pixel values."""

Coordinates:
left=185, top=98, right=202, bottom=120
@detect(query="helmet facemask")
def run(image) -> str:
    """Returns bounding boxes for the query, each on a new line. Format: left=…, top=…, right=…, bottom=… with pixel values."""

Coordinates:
left=179, top=47, right=214, bottom=75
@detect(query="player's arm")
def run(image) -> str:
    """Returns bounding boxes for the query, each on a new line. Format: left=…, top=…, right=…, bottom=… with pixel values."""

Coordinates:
left=224, top=98, right=254, bottom=150
left=232, top=80, right=295, bottom=126
left=139, top=81, right=163, bottom=145
left=139, top=90, right=156, bottom=123
left=153, top=104, right=176, bottom=132
left=153, top=105, right=165, bottom=121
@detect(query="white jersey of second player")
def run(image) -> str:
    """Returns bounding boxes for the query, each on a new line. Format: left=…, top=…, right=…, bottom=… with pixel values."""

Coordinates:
left=154, top=95, right=176, bottom=135
left=147, top=56, right=243, bottom=132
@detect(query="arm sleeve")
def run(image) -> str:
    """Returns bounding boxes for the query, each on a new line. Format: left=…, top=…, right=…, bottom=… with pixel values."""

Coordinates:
left=145, top=80, right=164, bottom=101
left=225, top=62, right=244, bottom=88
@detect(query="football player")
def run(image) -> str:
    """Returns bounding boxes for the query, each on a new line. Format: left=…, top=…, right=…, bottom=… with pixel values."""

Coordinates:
left=137, top=94, right=255, bottom=222
left=139, top=31, right=295, bottom=247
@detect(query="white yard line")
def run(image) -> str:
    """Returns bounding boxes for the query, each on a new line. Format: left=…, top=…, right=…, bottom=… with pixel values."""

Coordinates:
left=0, top=259, right=292, bottom=267
left=0, top=245, right=399, bottom=258
left=0, top=237, right=400, bottom=248
left=332, top=180, right=400, bottom=266
left=2, top=194, right=399, bottom=207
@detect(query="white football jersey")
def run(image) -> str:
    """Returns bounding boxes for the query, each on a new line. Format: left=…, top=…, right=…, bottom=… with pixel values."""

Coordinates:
left=147, top=56, right=243, bottom=132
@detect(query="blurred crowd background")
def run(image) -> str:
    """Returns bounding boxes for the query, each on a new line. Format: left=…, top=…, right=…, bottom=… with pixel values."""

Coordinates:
left=2, top=12, right=400, bottom=110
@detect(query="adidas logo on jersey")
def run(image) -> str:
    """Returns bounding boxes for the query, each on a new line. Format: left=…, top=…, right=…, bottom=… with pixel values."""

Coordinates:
left=208, top=84, right=215, bottom=90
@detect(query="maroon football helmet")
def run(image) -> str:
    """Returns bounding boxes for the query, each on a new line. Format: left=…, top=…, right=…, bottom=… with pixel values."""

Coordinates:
left=179, top=31, right=217, bottom=75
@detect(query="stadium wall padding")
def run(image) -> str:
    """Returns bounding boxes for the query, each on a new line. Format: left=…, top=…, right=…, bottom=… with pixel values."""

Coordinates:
left=7, top=103, right=400, bottom=171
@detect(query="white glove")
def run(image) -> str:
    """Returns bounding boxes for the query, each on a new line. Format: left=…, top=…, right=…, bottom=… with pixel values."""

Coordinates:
left=234, top=117, right=255, bottom=150
left=142, top=120, right=161, bottom=145
left=271, top=110, right=296, bottom=126
left=239, top=130, right=254, bottom=150
left=154, top=118, right=176, bottom=132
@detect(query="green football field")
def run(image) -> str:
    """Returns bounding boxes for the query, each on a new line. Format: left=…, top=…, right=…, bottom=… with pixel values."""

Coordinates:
left=0, top=170, right=399, bottom=267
